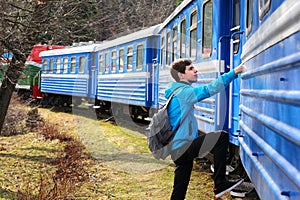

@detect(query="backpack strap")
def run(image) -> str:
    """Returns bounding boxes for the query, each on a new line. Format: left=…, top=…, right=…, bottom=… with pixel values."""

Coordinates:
left=165, top=86, right=183, bottom=107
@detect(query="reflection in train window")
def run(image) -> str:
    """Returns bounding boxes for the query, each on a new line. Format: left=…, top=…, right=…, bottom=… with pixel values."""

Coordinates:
left=160, top=36, right=165, bottom=69
left=180, top=18, right=186, bottom=58
left=79, top=56, right=85, bottom=73
left=63, top=57, right=68, bottom=73
left=111, top=51, right=117, bottom=73
left=136, top=44, right=144, bottom=71
left=56, top=58, right=61, bottom=73
left=98, top=54, right=103, bottom=73
left=259, top=0, right=271, bottom=20
left=119, top=49, right=124, bottom=72
left=49, top=58, right=54, bottom=73
left=190, top=9, right=198, bottom=61
left=127, top=47, right=133, bottom=71
left=202, top=0, right=212, bottom=59
left=43, top=59, right=48, bottom=73
left=172, top=26, right=177, bottom=62
left=246, top=0, right=253, bottom=35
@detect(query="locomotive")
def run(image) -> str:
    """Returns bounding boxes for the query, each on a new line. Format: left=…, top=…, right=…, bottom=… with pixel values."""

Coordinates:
left=27, top=0, right=300, bottom=199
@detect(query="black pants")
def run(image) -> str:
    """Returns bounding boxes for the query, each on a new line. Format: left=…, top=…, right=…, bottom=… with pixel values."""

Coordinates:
left=170, top=131, right=229, bottom=200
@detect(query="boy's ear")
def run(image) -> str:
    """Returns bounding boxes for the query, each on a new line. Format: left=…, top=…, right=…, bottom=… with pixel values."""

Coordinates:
left=178, top=72, right=184, bottom=79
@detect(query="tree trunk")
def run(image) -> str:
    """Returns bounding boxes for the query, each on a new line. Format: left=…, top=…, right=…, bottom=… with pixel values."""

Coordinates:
left=0, top=78, right=16, bottom=135
left=0, top=54, right=24, bottom=135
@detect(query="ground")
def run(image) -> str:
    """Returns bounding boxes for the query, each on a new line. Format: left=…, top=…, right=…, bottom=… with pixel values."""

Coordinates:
left=0, top=96, right=237, bottom=199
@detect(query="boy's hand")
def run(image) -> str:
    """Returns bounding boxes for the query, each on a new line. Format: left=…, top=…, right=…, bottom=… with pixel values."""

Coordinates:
left=234, top=65, right=244, bottom=75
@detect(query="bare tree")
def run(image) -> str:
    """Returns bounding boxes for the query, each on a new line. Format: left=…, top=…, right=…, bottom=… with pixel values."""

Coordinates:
left=0, top=0, right=179, bottom=134
left=0, top=0, right=100, bottom=134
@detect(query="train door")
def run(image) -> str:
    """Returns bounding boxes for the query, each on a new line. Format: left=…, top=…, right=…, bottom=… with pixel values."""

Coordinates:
left=228, top=0, right=245, bottom=145
left=88, top=52, right=97, bottom=98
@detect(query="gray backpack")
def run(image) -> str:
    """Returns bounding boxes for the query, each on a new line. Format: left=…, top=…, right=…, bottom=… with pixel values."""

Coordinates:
left=146, top=87, right=182, bottom=160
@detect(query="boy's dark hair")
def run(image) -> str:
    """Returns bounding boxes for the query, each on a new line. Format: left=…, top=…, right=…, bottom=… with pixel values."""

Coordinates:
left=170, top=58, right=192, bottom=82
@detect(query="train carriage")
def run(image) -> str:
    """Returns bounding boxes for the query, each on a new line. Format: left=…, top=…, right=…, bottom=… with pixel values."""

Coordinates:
left=18, top=44, right=65, bottom=99
left=94, top=25, right=161, bottom=118
left=158, top=0, right=233, bottom=135
left=39, top=42, right=99, bottom=106
left=236, top=0, right=300, bottom=199
left=157, top=0, right=300, bottom=199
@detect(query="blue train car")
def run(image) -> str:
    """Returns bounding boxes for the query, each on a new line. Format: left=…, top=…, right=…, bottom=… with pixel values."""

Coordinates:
left=157, top=0, right=300, bottom=199
left=95, top=25, right=160, bottom=119
left=234, top=0, right=300, bottom=199
left=40, top=42, right=100, bottom=106
left=158, top=0, right=232, bottom=133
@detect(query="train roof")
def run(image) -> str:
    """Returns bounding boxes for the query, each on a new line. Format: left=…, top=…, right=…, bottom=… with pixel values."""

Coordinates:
left=94, top=24, right=161, bottom=51
left=39, top=24, right=161, bottom=57
left=39, top=43, right=101, bottom=57
left=159, top=0, right=193, bottom=32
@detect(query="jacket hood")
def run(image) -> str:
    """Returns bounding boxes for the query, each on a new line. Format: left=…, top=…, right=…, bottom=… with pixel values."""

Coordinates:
left=165, top=81, right=190, bottom=99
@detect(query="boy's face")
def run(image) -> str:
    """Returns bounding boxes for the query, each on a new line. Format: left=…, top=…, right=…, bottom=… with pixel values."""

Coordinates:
left=179, top=64, right=198, bottom=83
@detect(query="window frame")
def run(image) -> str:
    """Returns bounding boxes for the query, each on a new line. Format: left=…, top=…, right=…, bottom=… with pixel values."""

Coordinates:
left=63, top=57, right=68, bottom=73
left=136, top=44, right=144, bottom=71
left=166, top=31, right=171, bottom=66
left=49, top=58, right=54, bottom=73
left=111, top=50, right=117, bottom=73
left=172, top=25, right=178, bottom=62
left=190, top=9, right=198, bottom=61
left=232, top=0, right=241, bottom=54
left=42, top=59, right=48, bottom=74
left=104, top=53, right=110, bottom=73
left=160, top=36, right=165, bottom=69
left=70, top=56, right=76, bottom=73
left=98, top=54, right=103, bottom=74
left=56, top=58, right=61, bottom=74
left=246, top=0, right=253, bottom=36
left=202, top=0, right=213, bottom=59
left=79, top=56, right=85, bottom=73
left=259, top=0, right=271, bottom=20
left=180, top=18, right=186, bottom=58
left=127, top=47, right=133, bottom=72
left=119, top=49, right=124, bottom=73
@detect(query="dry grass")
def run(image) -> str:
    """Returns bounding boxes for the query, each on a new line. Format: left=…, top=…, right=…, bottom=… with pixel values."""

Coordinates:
left=0, top=95, right=234, bottom=200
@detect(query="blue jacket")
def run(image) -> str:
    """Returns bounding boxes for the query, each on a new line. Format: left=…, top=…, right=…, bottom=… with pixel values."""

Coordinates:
left=164, top=69, right=238, bottom=150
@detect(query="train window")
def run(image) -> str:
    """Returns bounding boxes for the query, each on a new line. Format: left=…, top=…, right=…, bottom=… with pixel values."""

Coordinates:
left=232, top=0, right=241, bottom=54
left=136, top=44, right=144, bottom=71
left=98, top=54, right=103, bottom=73
left=105, top=53, right=109, bottom=73
left=79, top=56, right=85, bottom=73
left=49, top=58, right=54, bottom=73
left=119, top=49, right=124, bottom=72
left=190, top=10, right=197, bottom=61
left=180, top=19, right=186, bottom=58
left=63, top=57, right=68, bottom=73
left=246, top=0, right=253, bottom=36
left=166, top=31, right=171, bottom=66
left=202, top=0, right=212, bottom=59
left=71, top=57, right=76, bottom=73
left=56, top=58, right=61, bottom=74
left=91, top=54, right=96, bottom=67
left=111, top=51, right=117, bottom=73
left=172, top=26, right=178, bottom=62
left=259, top=0, right=271, bottom=20
left=42, top=59, right=48, bottom=73
left=127, top=47, right=133, bottom=72
left=160, top=36, right=165, bottom=69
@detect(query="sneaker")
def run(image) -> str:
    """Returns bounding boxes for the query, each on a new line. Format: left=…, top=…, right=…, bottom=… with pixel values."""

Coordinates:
left=230, top=181, right=254, bottom=198
left=210, top=164, right=234, bottom=175
left=214, top=179, right=244, bottom=198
